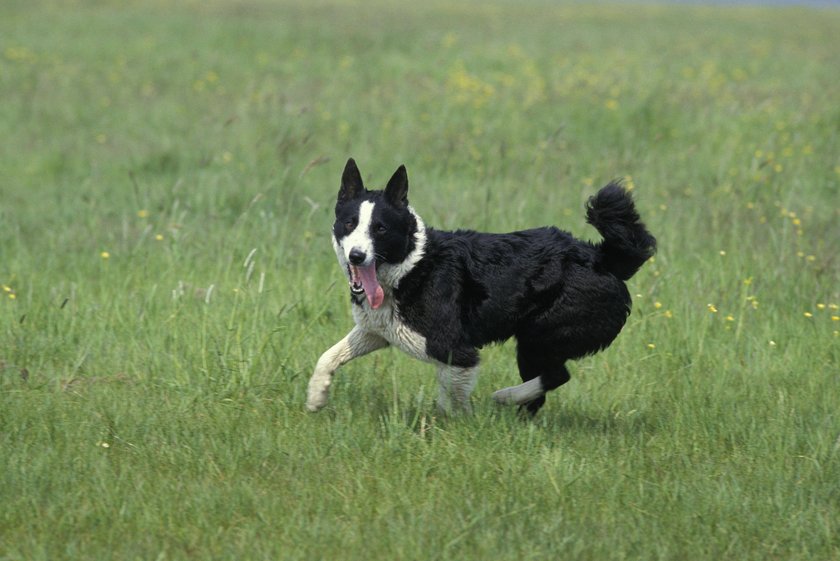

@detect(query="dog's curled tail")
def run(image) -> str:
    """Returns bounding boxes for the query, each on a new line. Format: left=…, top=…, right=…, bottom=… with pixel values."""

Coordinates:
left=585, top=182, right=657, bottom=281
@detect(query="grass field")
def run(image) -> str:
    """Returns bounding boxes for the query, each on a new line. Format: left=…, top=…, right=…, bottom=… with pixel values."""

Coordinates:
left=2, top=0, right=839, bottom=559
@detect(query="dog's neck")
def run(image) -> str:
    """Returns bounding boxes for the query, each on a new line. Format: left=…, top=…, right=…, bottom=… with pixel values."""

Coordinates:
left=377, top=206, right=427, bottom=289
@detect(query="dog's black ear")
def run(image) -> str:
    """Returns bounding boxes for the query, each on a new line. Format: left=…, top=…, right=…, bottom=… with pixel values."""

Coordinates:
left=338, top=158, right=365, bottom=203
left=384, top=165, right=409, bottom=210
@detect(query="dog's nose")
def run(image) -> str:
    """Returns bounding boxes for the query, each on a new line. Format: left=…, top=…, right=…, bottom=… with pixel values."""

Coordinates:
left=348, top=248, right=367, bottom=265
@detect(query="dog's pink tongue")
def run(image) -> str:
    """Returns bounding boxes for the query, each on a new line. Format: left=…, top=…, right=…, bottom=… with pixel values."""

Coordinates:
left=356, top=263, right=384, bottom=309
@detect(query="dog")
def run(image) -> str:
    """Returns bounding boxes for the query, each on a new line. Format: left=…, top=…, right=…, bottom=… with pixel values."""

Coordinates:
left=306, top=159, right=656, bottom=415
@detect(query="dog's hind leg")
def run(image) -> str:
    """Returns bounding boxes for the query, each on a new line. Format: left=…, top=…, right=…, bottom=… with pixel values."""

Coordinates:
left=520, top=363, right=570, bottom=416
left=492, top=343, right=570, bottom=416
left=306, top=326, right=388, bottom=412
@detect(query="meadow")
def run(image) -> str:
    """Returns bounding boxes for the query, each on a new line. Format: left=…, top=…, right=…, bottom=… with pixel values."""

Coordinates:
left=1, top=0, right=839, bottom=559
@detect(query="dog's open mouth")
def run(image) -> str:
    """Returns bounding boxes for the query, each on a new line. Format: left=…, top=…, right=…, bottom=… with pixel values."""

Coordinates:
left=349, top=267, right=365, bottom=295
left=347, top=263, right=384, bottom=309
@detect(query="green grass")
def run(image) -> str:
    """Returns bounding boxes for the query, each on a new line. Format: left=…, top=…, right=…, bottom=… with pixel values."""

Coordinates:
left=2, top=0, right=839, bottom=559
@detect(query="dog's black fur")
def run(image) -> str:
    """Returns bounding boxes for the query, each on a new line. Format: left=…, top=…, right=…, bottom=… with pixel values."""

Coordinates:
left=322, top=160, right=656, bottom=415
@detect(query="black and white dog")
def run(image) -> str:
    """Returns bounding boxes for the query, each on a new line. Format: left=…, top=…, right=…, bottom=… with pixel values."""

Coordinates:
left=307, top=159, right=656, bottom=415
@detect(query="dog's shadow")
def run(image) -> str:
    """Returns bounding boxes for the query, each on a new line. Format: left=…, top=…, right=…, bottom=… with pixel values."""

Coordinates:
left=535, top=405, right=657, bottom=436
left=369, top=391, right=658, bottom=443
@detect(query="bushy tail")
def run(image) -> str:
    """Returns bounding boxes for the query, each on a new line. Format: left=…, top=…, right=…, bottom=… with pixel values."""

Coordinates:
left=585, top=182, right=657, bottom=281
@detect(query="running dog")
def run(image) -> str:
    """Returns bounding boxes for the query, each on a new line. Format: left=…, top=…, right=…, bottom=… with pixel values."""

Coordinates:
left=307, top=159, right=656, bottom=415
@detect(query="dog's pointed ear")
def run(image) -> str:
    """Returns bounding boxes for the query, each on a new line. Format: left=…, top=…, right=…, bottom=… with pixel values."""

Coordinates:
left=338, top=158, right=365, bottom=203
left=384, top=165, right=409, bottom=210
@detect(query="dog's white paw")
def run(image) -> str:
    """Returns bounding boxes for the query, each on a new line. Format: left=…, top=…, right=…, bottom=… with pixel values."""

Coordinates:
left=305, top=399, right=325, bottom=412
left=306, top=376, right=331, bottom=412
left=435, top=397, right=473, bottom=416
left=491, top=387, right=515, bottom=405
left=492, top=378, right=544, bottom=406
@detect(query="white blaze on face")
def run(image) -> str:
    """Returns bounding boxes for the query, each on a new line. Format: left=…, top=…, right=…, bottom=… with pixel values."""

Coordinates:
left=336, top=200, right=385, bottom=309
left=343, top=200, right=375, bottom=264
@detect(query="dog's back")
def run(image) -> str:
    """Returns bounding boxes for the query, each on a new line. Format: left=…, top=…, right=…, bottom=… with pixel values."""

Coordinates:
left=396, top=203, right=651, bottom=360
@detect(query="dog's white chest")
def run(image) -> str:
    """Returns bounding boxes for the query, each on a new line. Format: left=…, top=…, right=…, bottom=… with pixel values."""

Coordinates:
left=352, top=299, right=429, bottom=361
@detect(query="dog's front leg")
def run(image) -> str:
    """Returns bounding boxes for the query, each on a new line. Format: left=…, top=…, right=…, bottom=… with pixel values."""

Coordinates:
left=306, top=326, right=388, bottom=412
left=436, top=365, right=479, bottom=414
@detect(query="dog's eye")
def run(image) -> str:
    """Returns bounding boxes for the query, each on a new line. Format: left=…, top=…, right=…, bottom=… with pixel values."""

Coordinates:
left=374, top=224, right=387, bottom=235
left=344, top=220, right=355, bottom=232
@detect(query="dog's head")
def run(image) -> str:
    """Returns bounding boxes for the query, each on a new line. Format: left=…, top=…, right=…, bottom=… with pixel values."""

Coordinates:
left=332, top=158, right=425, bottom=308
